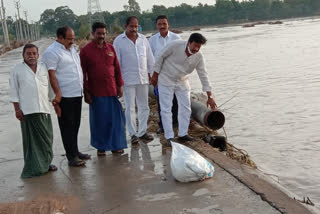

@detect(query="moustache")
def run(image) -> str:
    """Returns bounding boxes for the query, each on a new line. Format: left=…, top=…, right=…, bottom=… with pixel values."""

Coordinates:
left=28, top=58, right=36, bottom=60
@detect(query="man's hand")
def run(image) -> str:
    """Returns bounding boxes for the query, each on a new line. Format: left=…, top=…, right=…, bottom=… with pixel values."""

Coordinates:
left=15, top=109, right=24, bottom=121
left=53, top=93, right=62, bottom=105
left=117, top=86, right=123, bottom=98
left=206, top=91, right=217, bottom=110
left=151, top=72, right=158, bottom=86
left=84, top=91, right=92, bottom=104
left=53, top=104, right=62, bottom=117
left=207, top=97, right=217, bottom=110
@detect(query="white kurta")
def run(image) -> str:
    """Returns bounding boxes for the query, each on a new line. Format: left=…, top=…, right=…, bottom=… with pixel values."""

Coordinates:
left=154, top=40, right=212, bottom=139
left=113, top=33, right=154, bottom=137
left=149, top=31, right=181, bottom=58
left=113, top=32, right=154, bottom=86
left=9, top=62, right=53, bottom=115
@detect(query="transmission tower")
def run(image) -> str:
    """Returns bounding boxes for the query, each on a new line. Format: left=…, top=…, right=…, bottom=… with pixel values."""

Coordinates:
left=87, top=0, right=104, bottom=25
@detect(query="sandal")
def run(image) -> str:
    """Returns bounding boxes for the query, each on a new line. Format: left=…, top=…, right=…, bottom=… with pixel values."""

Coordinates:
left=78, top=152, right=91, bottom=160
left=97, top=150, right=106, bottom=156
left=111, top=150, right=124, bottom=154
left=48, top=164, right=58, bottom=171
left=68, top=157, right=86, bottom=167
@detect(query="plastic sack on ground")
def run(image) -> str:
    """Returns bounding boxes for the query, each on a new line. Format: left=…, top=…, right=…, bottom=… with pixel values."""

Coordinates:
left=170, top=142, right=215, bottom=182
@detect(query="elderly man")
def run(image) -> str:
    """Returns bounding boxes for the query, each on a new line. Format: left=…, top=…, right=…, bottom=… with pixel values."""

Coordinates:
left=80, top=22, right=127, bottom=156
left=9, top=44, right=57, bottom=178
left=113, top=16, right=154, bottom=144
left=151, top=33, right=217, bottom=146
left=42, top=26, right=90, bottom=167
left=149, top=15, right=180, bottom=134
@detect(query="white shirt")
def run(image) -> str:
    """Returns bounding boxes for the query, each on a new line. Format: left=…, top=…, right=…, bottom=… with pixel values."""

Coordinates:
left=149, top=31, right=181, bottom=58
left=42, top=41, right=83, bottom=97
left=154, top=40, right=212, bottom=92
left=113, top=32, right=154, bottom=86
left=9, top=62, right=54, bottom=115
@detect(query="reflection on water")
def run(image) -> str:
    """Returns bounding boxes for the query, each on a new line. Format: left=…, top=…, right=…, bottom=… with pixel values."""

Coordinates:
left=180, top=18, right=320, bottom=205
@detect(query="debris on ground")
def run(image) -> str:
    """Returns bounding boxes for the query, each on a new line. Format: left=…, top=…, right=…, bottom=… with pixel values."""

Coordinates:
left=0, top=196, right=79, bottom=214
left=147, top=94, right=257, bottom=168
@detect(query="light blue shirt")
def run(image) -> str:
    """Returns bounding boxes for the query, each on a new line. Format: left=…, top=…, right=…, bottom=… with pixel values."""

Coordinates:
left=42, top=41, right=83, bottom=97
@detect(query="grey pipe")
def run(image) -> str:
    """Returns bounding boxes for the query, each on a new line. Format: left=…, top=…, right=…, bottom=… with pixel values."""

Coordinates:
left=148, top=85, right=225, bottom=130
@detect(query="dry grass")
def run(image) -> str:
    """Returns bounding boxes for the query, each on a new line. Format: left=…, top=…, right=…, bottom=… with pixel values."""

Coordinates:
left=0, top=196, right=80, bottom=214
left=147, top=95, right=257, bottom=168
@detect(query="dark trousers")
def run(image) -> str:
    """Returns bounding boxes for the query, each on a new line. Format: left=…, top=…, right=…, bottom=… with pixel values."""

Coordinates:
left=157, top=93, right=178, bottom=128
left=58, top=97, right=82, bottom=161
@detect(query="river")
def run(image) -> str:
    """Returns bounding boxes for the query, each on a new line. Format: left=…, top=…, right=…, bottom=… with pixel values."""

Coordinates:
left=0, top=17, right=319, bottom=209
left=182, top=17, right=320, bottom=207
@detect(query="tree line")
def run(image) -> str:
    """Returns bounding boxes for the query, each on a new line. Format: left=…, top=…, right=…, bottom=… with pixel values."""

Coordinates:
left=2, top=0, right=320, bottom=40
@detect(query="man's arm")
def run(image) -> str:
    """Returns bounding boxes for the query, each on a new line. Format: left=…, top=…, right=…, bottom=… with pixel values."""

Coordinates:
left=112, top=45, right=124, bottom=98
left=48, top=70, right=62, bottom=117
left=9, top=69, right=23, bottom=121
left=80, top=48, right=92, bottom=104
left=42, top=51, right=62, bottom=116
left=151, top=42, right=175, bottom=86
left=196, top=55, right=217, bottom=110
left=145, top=38, right=155, bottom=81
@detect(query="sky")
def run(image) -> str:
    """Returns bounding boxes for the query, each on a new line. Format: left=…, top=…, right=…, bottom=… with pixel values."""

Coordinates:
left=3, top=0, right=216, bottom=21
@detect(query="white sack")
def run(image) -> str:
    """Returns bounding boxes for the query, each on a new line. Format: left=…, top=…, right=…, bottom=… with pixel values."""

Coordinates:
left=170, top=142, right=215, bottom=182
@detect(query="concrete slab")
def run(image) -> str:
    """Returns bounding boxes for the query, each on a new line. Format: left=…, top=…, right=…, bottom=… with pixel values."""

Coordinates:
left=0, top=139, right=280, bottom=214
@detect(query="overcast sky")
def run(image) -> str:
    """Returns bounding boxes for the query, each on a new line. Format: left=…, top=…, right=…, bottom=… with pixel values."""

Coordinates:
left=4, top=0, right=216, bottom=21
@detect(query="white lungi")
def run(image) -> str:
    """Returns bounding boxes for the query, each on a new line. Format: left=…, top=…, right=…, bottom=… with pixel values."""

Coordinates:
left=158, top=84, right=191, bottom=139
left=123, top=84, right=150, bottom=137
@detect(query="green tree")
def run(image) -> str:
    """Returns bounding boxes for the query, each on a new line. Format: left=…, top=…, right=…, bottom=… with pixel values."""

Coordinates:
left=54, top=6, right=77, bottom=28
left=123, top=0, right=141, bottom=13
left=40, top=9, right=56, bottom=35
left=78, top=23, right=90, bottom=39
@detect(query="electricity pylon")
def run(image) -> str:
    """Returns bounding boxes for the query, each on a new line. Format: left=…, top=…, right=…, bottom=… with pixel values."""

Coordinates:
left=87, top=0, right=104, bottom=25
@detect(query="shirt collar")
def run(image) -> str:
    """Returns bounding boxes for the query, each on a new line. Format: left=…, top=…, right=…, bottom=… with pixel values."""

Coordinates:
left=54, top=41, right=73, bottom=51
left=122, top=32, right=142, bottom=39
left=158, top=31, right=171, bottom=38
left=92, top=40, right=107, bottom=49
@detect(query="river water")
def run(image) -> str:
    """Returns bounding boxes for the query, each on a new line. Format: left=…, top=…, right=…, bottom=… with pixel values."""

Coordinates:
left=182, top=17, right=320, bottom=206
left=0, top=17, right=319, bottom=208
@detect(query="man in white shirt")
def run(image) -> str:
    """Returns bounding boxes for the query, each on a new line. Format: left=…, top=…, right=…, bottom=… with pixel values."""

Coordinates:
left=151, top=33, right=217, bottom=146
left=113, top=16, right=155, bottom=144
left=9, top=44, right=57, bottom=178
left=149, top=15, right=180, bottom=134
left=42, top=26, right=90, bottom=167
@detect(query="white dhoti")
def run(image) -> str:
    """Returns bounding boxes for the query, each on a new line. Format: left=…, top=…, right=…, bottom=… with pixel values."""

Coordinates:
left=158, top=83, right=191, bottom=139
left=123, top=84, right=150, bottom=137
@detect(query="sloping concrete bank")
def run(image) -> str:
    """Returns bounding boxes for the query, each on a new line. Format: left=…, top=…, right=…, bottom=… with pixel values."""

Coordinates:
left=183, top=141, right=318, bottom=214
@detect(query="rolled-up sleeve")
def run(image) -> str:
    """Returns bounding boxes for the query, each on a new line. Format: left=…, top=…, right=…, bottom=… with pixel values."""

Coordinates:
left=9, top=69, right=19, bottom=103
left=196, top=56, right=212, bottom=92
left=42, top=51, right=59, bottom=71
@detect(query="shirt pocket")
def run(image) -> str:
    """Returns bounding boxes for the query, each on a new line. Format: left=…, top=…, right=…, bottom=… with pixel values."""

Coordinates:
left=104, top=50, right=115, bottom=66
left=137, top=44, right=146, bottom=56
left=37, top=74, right=49, bottom=86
